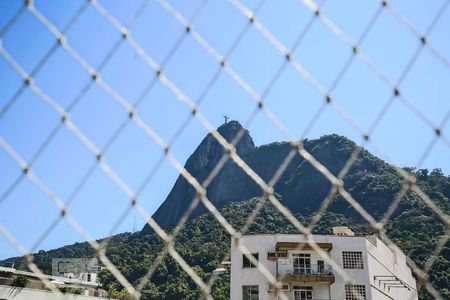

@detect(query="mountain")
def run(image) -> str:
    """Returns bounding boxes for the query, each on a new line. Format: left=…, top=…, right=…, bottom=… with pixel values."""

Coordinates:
left=3, top=122, right=449, bottom=299
left=148, top=120, right=426, bottom=231
left=151, top=121, right=258, bottom=228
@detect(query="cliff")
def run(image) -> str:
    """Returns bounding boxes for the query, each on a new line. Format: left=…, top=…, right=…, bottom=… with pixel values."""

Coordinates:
left=146, top=120, right=403, bottom=231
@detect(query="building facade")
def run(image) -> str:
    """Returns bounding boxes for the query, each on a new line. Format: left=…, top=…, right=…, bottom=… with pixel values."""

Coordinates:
left=230, top=227, right=417, bottom=300
left=0, top=264, right=107, bottom=299
left=0, top=285, right=108, bottom=300
left=51, top=258, right=101, bottom=283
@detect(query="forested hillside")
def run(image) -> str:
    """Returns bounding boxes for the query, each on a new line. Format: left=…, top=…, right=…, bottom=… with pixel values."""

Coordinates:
left=4, top=168, right=449, bottom=299
left=3, top=127, right=449, bottom=299
left=150, top=122, right=449, bottom=231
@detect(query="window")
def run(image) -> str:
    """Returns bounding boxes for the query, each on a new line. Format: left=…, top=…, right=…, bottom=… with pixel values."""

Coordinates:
left=243, top=253, right=258, bottom=268
left=268, top=283, right=290, bottom=291
left=345, top=285, right=366, bottom=300
left=292, top=253, right=311, bottom=274
left=57, top=261, right=71, bottom=273
left=293, top=286, right=313, bottom=300
left=342, top=251, right=363, bottom=269
left=243, top=285, right=259, bottom=300
left=317, top=260, right=324, bottom=273
left=277, top=252, right=287, bottom=258
left=267, top=252, right=277, bottom=259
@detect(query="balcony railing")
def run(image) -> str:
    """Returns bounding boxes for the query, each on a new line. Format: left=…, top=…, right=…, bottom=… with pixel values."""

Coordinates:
left=277, top=264, right=333, bottom=276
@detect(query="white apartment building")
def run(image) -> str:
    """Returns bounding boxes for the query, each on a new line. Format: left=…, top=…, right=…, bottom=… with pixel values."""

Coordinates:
left=230, top=227, right=417, bottom=300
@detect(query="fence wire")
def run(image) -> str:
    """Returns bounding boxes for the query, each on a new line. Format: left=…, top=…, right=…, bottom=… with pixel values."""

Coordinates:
left=0, top=0, right=449, bottom=299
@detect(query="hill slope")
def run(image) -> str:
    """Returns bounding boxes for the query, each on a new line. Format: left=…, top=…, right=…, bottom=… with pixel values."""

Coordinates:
left=3, top=124, right=449, bottom=299
left=4, top=189, right=449, bottom=299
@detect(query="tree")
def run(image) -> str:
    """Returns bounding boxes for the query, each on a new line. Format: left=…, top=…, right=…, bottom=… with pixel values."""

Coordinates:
left=12, top=275, right=29, bottom=288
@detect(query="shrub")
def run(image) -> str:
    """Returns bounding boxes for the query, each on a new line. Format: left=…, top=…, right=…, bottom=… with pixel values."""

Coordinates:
left=12, top=275, right=29, bottom=288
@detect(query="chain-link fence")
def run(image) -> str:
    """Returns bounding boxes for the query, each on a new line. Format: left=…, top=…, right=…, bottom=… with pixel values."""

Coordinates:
left=0, top=0, right=449, bottom=299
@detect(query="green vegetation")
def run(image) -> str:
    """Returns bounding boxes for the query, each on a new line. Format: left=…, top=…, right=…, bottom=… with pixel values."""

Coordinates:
left=103, top=182, right=449, bottom=299
left=108, top=287, right=135, bottom=300
left=2, top=131, right=448, bottom=299
left=12, top=274, right=29, bottom=288
left=4, top=167, right=448, bottom=299
left=58, top=286, right=83, bottom=295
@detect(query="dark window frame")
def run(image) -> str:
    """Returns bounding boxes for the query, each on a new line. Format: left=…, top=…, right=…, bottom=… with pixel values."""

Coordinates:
left=243, top=285, right=259, bottom=300
left=277, top=252, right=287, bottom=258
left=345, top=285, right=366, bottom=300
left=342, top=251, right=364, bottom=269
left=242, top=253, right=259, bottom=268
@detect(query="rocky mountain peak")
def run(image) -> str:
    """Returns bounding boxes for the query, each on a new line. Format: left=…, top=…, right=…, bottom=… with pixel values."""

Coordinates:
left=185, top=120, right=255, bottom=172
left=146, top=122, right=385, bottom=231
left=149, top=121, right=257, bottom=229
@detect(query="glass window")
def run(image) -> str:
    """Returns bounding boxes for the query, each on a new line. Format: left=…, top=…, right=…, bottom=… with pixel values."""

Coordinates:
left=345, top=285, right=366, bottom=300
left=342, top=251, right=364, bottom=269
left=277, top=252, right=287, bottom=258
left=293, top=286, right=313, bottom=300
left=268, top=283, right=290, bottom=291
left=292, top=253, right=311, bottom=274
left=243, top=285, right=259, bottom=300
left=243, top=253, right=258, bottom=268
left=317, top=260, right=325, bottom=273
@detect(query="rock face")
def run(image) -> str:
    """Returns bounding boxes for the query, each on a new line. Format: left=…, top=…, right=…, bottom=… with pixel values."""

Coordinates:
left=151, top=121, right=258, bottom=229
left=145, top=120, right=394, bottom=232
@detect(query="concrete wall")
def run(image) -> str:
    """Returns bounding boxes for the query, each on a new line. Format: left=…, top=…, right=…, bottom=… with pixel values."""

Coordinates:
left=327, top=235, right=369, bottom=300
left=230, top=234, right=418, bottom=300
left=231, top=235, right=277, bottom=300
left=365, top=238, right=418, bottom=300
left=0, top=285, right=107, bottom=300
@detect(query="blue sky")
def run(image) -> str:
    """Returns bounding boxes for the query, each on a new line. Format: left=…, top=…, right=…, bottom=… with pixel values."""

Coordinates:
left=0, top=0, right=449, bottom=260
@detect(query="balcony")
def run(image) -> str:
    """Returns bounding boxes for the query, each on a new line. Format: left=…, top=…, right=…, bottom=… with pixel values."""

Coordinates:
left=277, top=264, right=335, bottom=283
